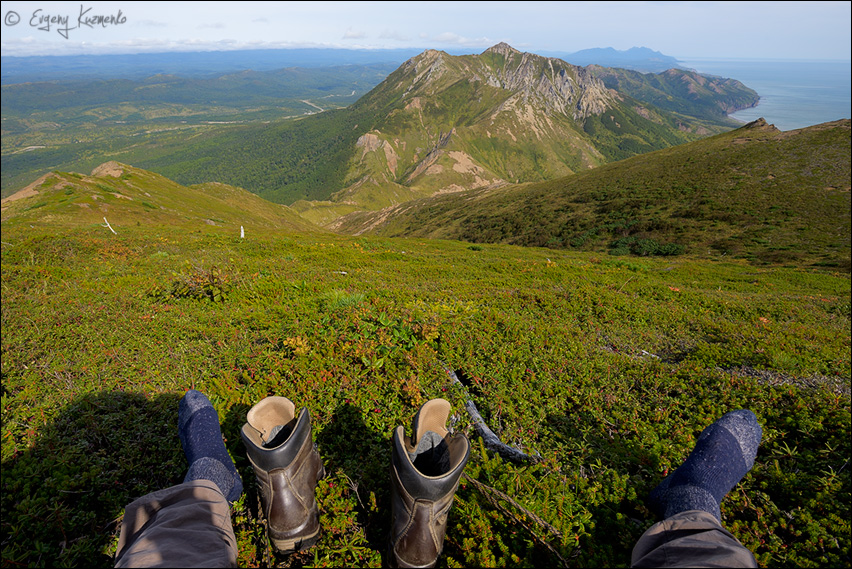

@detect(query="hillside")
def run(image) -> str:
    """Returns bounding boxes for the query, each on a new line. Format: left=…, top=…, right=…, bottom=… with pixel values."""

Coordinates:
left=587, top=65, right=762, bottom=121
left=333, top=119, right=852, bottom=269
left=0, top=161, right=320, bottom=235
left=2, top=45, right=757, bottom=221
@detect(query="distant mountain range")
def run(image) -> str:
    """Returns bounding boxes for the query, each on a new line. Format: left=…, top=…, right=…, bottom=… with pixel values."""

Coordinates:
left=0, top=48, right=425, bottom=83
left=544, top=46, right=684, bottom=72
left=0, top=45, right=682, bottom=84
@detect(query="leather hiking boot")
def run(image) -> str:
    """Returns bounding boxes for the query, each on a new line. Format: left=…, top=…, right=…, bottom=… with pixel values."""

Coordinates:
left=241, top=396, right=325, bottom=554
left=390, top=398, right=470, bottom=568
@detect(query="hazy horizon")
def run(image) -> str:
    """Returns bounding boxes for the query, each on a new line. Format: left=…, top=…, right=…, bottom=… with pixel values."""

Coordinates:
left=1, top=1, right=850, bottom=61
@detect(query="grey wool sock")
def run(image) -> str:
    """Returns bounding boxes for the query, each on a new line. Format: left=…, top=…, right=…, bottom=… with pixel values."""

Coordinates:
left=178, top=390, right=244, bottom=502
left=648, top=409, right=762, bottom=522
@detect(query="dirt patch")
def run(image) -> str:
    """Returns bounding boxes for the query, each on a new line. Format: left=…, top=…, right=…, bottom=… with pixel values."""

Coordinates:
left=724, top=365, right=850, bottom=398
left=404, top=97, right=422, bottom=110
left=383, top=142, right=399, bottom=177
left=91, top=161, right=126, bottom=178
left=448, top=151, right=482, bottom=174
left=1, top=173, right=53, bottom=209
left=356, top=133, right=383, bottom=157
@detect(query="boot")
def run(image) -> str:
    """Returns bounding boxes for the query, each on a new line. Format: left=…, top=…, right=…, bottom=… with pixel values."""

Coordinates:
left=390, top=398, right=470, bottom=568
left=241, top=396, right=325, bottom=554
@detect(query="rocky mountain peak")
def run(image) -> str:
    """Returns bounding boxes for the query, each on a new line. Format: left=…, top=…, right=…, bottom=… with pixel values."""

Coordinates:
left=483, top=42, right=520, bottom=57
left=482, top=50, right=616, bottom=120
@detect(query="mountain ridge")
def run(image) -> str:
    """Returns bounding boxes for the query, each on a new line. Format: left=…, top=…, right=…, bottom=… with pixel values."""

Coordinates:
left=288, top=43, right=756, bottom=225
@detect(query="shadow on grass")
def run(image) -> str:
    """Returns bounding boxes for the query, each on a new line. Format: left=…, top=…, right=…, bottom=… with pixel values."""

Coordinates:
left=1, top=390, right=184, bottom=568
left=544, top=410, right=657, bottom=566
left=315, top=403, right=392, bottom=563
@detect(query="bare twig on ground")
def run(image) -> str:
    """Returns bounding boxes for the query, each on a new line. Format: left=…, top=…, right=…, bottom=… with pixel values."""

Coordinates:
left=441, top=362, right=541, bottom=464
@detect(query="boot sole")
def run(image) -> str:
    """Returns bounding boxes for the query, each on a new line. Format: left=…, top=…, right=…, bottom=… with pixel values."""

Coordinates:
left=271, top=526, right=321, bottom=555
left=390, top=549, right=438, bottom=569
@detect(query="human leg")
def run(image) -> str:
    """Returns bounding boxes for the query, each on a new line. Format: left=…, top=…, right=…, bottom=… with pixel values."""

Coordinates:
left=115, top=390, right=243, bottom=567
left=631, top=409, right=762, bottom=568
left=115, top=480, right=237, bottom=568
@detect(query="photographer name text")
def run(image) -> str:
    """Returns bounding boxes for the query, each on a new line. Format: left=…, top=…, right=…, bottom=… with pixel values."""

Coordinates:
left=4, top=5, right=127, bottom=39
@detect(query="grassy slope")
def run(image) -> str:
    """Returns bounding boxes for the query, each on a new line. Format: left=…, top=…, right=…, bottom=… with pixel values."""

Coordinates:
left=0, top=161, right=320, bottom=235
left=1, top=221, right=849, bottom=567
left=589, top=66, right=763, bottom=121
left=345, top=119, right=851, bottom=269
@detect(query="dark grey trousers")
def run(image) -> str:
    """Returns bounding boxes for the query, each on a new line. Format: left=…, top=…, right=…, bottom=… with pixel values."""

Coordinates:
left=116, top=486, right=755, bottom=568
left=115, top=480, right=237, bottom=568
left=632, top=510, right=758, bottom=568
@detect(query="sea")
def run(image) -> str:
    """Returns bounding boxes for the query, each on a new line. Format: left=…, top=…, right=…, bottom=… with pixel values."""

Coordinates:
left=677, top=58, right=851, bottom=131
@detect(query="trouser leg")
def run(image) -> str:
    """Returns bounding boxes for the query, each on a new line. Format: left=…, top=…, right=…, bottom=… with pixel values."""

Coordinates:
left=115, top=479, right=237, bottom=568
left=631, top=510, right=757, bottom=568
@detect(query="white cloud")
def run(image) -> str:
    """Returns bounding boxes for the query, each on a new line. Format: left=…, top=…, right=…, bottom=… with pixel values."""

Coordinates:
left=431, top=32, right=493, bottom=47
left=135, top=19, right=168, bottom=28
left=342, top=28, right=367, bottom=39
left=378, top=29, right=409, bottom=42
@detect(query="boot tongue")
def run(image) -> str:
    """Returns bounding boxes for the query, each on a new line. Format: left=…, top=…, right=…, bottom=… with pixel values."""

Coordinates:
left=409, top=430, right=451, bottom=476
left=263, top=424, right=293, bottom=448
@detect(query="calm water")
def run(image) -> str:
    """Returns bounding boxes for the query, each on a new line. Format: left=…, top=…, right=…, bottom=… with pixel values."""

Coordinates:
left=678, top=58, right=851, bottom=131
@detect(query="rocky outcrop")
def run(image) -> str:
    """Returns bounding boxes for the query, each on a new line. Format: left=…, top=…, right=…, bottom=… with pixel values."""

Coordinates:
left=479, top=44, right=616, bottom=120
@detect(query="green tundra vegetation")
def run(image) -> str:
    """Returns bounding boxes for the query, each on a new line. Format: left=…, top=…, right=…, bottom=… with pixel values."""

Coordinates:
left=1, top=158, right=850, bottom=567
left=1, top=45, right=848, bottom=569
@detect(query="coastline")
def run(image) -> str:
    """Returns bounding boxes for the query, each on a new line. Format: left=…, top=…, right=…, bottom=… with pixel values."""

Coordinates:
left=678, top=58, right=851, bottom=131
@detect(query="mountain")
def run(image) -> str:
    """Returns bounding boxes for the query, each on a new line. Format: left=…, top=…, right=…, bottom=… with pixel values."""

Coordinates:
left=331, top=119, right=852, bottom=269
left=285, top=43, right=756, bottom=224
left=586, top=66, right=763, bottom=121
left=104, top=44, right=756, bottom=216
left=0, top=161, right=320, bottom=234
left=545, top=46, right=684, bottom=73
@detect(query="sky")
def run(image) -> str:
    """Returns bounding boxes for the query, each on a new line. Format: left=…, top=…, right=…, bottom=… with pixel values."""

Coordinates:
left=1, top=1, right=850, bottom=60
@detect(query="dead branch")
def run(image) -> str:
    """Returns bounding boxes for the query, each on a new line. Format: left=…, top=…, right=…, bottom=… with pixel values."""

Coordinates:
left=442, top=362, right=541, bottom=464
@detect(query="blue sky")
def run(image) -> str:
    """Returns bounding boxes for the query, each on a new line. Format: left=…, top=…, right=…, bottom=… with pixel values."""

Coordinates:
left=1, top=1, right=850, bottom=60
